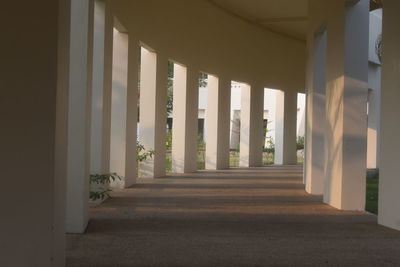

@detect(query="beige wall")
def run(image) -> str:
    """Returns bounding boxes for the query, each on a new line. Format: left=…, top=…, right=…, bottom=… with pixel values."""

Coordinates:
left=110, top=0, right=306, bottom=93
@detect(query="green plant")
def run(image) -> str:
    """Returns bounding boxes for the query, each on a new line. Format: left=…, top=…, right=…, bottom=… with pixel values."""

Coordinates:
left=137, top=141, right=155, bottom=163
left=166, top=129, right=173, bottom=151
left=197, top=134, right=206, bottom=170
left=165, top=131, right=173, bottom=172
left=376, top=33, right=382, bottom=63
left=297, top=136, right=305, bottom=150
left=166, top=152, right=172, bottom=172
left=264, top=137, right=275, bottom=153
left=89, top=173, right=122, bottom=201
left=197, top=150, right=205, bottom=170
left=232, top=146, right=240, bottom=153
left=198, top=134, right=206, bottom=151
left=199, top=72, right=208, bottom=88
left=262, top=152, right=274, bottom=165
left=229, top=151, right=240, bottom=167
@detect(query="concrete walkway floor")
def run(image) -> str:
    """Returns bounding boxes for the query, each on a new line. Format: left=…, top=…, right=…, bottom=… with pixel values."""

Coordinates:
left=67, top=166, right=400, bottom=266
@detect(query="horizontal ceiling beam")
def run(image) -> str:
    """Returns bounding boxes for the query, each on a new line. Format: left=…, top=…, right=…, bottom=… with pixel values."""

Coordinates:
left=255, top=17, right=307, bottom=24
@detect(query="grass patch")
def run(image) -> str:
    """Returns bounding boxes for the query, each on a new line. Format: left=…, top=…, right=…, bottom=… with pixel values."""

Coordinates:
left=165, top=150, right=207, bottom=171
left=366, top=173, right=379, bottom=214
left=197, top=150, right=205, bottom=170
left=166, top=152, right=172, bottom=172
left=229, top=151, right=240, bottom=167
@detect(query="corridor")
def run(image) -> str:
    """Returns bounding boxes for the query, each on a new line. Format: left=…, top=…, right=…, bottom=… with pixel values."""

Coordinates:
left=67, top=166, right=400, bottom=266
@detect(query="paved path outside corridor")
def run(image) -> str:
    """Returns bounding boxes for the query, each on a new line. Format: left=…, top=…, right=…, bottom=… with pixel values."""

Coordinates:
left=67, top=166, right=400, bottom=266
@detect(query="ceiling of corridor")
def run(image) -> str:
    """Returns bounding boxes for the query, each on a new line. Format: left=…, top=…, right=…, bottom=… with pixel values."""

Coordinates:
left=210, top=0, right=308, bottom=41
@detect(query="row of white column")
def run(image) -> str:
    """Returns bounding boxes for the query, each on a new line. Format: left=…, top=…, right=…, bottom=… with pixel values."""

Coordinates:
left=65, top=0, right=300, bottom=233
left=305, top=0, right=400, bottom=231
left=66, top=0, right=139, bottom=233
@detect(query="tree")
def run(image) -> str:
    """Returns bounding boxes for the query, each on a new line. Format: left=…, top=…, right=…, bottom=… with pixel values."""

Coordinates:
left=167, top=62, right=208, bottom=115
left=376, top=33, right=382, bottom=63
left=371, top=0, right=383, bottom=10
left=167, top=61, right=174, bottom=115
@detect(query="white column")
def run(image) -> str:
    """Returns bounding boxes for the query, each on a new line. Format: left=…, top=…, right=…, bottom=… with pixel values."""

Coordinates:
left=172, top=65, right=199, bottom=173
left=366, top=10, right=382, bottom=170
left=89, top=0, right=106, bottom=175
left=378, top=0, right=400, bottom=231
left=324, top=0, right=369, bottom=210
left=367, top=88, right=380, bottom=169
left=305, top=30, right=327, bottom=194
left=240, top=84, right=264, bottom=167
left=66, top=0, right=91, bottom=233
left=274, top=90, right=298, bottom=165
left=205, top=76, right=231, bottom=170
left=101, top=1, right=113, bottom=174
left=109, top=29, right=134, bottom=188
left=124, top=37, right=140, bottom=186
left=367, top=66, right=381, bottom=169
left=139, top=48, right=168, bottom=178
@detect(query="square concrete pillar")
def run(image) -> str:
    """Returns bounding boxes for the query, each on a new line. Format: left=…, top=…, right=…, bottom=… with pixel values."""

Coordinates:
left=304, top=29, right=327, bottom=194
left=1, top=1, right=69, bottom=265
left=66, top=0, right=92, bottom=233
left=366, top=10, right=382, bottom=170
left=172, top=65, right=199, bottom=173
left=275, top=90, right=298, bottom=165
left=139, top=48, right=168, bottom=178
left=205, top=76, right=231, bottom=170
left=110, top=30, right=128, bottom=182
left=109, top=29, right=137, bottom=189
left=89, top=0, right=106, bottom=175
left=324, top=0, right=369, bottom=210
left=240, top=84, right=264, bottom=167
left=124, top=37, right=140, bottom=186
left=367, top=77, right=381, bottom=170
left=101, top=1, right=114, bottom=174
left=378, top=0, right=400, bottom=231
